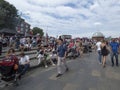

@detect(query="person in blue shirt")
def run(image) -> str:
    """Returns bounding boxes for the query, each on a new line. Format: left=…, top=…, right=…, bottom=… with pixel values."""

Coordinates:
left=56, top=39, right=69, bottom=77
left=110, top=39, right=120, bottom=67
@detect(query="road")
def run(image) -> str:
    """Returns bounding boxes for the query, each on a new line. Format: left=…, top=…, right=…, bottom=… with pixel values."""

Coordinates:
left=1, top=51, right=120, bottom=90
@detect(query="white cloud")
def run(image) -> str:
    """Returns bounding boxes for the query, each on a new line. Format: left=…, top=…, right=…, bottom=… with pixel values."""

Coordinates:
left=5, top=0, right=120, bottom=38
left=27, top=0, right=79, bottom=7
left=94, top=22, right=102, bottom=26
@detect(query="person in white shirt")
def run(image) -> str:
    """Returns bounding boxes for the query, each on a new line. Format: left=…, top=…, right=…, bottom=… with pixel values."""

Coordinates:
left=96, top=40, right=102, bottom=64
left=25, top=42, right=32, bottom=51
left=18, top=52, right=30, bottom=79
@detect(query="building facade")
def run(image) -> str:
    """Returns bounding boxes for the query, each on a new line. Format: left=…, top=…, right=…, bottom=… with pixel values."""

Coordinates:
left=16, top=17, right=30, bottom=36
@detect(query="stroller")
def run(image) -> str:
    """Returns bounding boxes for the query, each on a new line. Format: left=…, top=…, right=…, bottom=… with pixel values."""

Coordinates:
left=0, top=55, right=19, bottom=86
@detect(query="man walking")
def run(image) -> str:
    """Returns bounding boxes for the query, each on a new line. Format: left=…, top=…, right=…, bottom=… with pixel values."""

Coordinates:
left=56, top=39, right=69, bottom=77
left=110, top=39, right=120, bottom=67
left=96, top=39, right=102, bottom=64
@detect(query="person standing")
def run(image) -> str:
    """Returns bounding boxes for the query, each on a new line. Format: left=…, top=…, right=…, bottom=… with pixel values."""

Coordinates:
left=101, top=40, right=109, bottom=68
left=110, top=39, right=120, bottom=67
left=96, top=39, right=102, bottom=64
left=56, top=39, right=69, bottom=77
left=75, top=40, right=80, bottom=56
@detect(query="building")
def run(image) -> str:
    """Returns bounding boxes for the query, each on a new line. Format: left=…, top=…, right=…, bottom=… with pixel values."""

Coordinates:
left=0, top=17, right=30, bottom=37
left=24, top=22, right=31, bottom=36
left=92, top=32, right=104, bottom=41
left=16, top=17, right=30, bottom=36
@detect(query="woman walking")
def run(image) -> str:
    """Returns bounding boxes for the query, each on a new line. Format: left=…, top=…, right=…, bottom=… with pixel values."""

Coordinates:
left=101, top=40, right=109, bottom=68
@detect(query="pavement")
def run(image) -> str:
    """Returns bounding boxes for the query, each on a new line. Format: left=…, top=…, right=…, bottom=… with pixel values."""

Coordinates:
left=0, top=51, right=120, bottom=90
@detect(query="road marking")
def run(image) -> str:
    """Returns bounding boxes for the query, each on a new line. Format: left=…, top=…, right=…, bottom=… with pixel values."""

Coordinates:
left=49, top=74, right=58, bottom=80
left=63, top=83, right=79, bottom=90
left=92, top=70, right=101, bottom=77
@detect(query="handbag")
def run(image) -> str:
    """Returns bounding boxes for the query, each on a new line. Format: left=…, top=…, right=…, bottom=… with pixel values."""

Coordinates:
left=106, top=48, right=110, bottom=55
left=14, top=64, right=18, bottom=70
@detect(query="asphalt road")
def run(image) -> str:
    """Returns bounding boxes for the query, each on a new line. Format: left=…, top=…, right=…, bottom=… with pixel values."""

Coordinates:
left=1, top=52, right=120, bottom=90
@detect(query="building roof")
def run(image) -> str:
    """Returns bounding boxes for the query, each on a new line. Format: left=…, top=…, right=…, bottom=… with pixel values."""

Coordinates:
left=92, top=32, right=104, bottom=38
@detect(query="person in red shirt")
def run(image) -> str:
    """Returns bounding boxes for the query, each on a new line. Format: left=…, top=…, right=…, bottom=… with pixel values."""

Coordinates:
left=68, top=40, right=74, bottom=49
left=0, top=48, right=18, bottom=66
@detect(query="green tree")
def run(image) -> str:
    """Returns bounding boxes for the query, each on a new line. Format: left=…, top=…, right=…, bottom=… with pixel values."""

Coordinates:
left=0, top=0, right=17, bottom=29
left=32, top=27, right=44, bottom=36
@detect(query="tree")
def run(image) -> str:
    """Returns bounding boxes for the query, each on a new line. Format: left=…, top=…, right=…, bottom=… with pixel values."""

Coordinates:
left=0, top=0, right=18, bottom=29
left=32, top=27, right=44, bottom=36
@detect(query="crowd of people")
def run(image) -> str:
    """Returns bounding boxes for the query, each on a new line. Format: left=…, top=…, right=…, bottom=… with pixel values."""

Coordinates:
left=0, top=33, right=120, bottom=84
left=96, top=39, right=120, bottom=68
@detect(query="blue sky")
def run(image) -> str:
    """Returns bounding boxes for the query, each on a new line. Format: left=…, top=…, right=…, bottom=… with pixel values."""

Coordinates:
left=5, top=0, right=120, bottom=38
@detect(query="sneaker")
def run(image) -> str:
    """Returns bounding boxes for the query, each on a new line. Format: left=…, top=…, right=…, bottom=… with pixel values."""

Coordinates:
left=56, top=73, right=62, bottom=77
left=103, top=65, right=106, bottom=68
left=52, top=64, right=56, bottom=66
left=45, top=65, right=48, bottom=68
left=65, top=68, right=69, bottom=72
left=116, top=64, right=119, bottom=67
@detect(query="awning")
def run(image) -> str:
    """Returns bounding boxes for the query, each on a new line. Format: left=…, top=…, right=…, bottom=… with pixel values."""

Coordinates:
left=0, top=28, right=17, bottom=34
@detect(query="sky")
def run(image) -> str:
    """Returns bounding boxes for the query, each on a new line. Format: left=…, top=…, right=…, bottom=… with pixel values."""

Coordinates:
left=5, top=0, right=120, bottom=38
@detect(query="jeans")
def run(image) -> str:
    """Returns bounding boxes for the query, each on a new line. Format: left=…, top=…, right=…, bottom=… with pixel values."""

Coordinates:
left=18, top=64, right=30, bottom=75
left=57, top=57, right=68, bottom=74
left=111, top=52, right=119, bottom=66
left=98, top=50, right=102, bottom=63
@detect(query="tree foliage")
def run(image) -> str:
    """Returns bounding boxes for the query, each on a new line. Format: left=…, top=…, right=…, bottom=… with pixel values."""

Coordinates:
left=0, top=0, right=18, bottom=29
left=32, top=27, right=44, bottom=36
